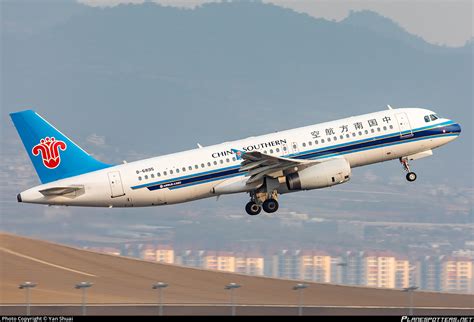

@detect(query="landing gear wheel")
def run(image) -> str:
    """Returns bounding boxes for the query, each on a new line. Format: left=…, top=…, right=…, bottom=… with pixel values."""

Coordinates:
left=262, top=199, right=279, bottom=213
left=406, top=172, right=417, bottom=182
left=245, top=202, right=261, bottom=216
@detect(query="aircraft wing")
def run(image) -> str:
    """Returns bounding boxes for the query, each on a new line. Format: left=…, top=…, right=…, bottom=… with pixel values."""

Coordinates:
left=232, top=149, right=324, bottom=184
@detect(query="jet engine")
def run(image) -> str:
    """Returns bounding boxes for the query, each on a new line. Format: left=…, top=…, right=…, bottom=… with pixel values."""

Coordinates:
left=286, top=158, right=351, bottom=190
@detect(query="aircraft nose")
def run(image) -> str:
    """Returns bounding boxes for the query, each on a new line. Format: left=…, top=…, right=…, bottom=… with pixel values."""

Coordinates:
left=17, top=193, right=22, bottom=202
left=450, top=122, right=461, bottom=134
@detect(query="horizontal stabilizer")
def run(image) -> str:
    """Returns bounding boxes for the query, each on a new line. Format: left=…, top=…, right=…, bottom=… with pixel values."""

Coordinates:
left=39, top=186, right=84, bottom=196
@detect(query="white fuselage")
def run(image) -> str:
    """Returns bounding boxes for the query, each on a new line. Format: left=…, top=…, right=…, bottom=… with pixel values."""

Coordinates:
left=18, top=108, right=461, bottom=207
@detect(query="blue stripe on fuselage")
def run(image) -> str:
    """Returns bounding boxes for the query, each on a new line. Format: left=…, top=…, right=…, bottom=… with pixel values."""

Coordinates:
left=131, top=121, right=458, bottom=192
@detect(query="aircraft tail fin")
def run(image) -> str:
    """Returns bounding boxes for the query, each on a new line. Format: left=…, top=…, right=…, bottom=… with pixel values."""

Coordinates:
left=10, top=110, right=112, bottom=184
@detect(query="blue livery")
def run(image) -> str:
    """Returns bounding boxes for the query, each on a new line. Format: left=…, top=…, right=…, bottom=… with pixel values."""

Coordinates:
left=10, top=110, right=112, bottom=184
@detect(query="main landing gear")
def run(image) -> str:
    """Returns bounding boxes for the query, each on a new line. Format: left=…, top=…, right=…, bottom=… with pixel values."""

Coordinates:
left=245, top=189, right=279, bottom=215
left=245, top=201, right=262, bottom=216
left=400, top=157, right=417, bottom=182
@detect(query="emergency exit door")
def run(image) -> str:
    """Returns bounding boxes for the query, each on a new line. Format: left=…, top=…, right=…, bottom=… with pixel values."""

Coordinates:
left=395, top=112, right=413, bottom=138
left=108, top=171, right=125, bottom=198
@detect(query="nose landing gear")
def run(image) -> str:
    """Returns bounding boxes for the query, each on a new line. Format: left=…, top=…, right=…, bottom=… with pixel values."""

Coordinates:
left=400, top=157, right=417, bottom=182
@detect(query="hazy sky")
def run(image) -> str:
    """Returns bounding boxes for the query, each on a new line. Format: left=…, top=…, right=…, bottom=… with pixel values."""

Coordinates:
left=78, top=0, right=473, bottom=47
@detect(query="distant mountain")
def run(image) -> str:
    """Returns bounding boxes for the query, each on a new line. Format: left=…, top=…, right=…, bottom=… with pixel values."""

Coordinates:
left=1, top=1, right=471, bottom=222
left=341, top=10, right=441, bottom=52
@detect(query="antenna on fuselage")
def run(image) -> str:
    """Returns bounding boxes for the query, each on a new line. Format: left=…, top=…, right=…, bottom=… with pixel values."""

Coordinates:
left=197, top=143, right=203, bottom=149
left=387, top=104, right=393, bottom=110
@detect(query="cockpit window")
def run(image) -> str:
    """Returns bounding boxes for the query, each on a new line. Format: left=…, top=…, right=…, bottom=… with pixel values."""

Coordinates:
left=424, top=115, right=430, bottom=122
left=430, top=114, right=438, bottom=121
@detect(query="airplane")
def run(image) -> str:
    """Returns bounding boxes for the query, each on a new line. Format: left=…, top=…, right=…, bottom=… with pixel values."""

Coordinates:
left=10, top=106, right=461, bottom=215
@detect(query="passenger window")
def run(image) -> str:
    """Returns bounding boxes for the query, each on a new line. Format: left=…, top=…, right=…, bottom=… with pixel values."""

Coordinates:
left=346, top=134, right=350, bottom=138
left=424, top=115, right=430, bottom=122
left=383, top=126, right=387, bottom=131
left=377, top=128, right=381, bottom=132
left=157, top=172, right=161, bottom=177
left=182, top=167, right=186, bottom=172
left=315, top=140, right=318, bottom=144
left=169, top=170, right=173, bottom=174
left=283, top=146, right=287, bottom=151
left=389, top=125, right=393, bottom=129
left=307, top=142, right=311, bottom=147
left=321, top=139, right=325, bottom=143
left=232, top=157, right=236, bottom=161
left=302, top=143, right=306, bottom=147
left=220, top=159, right=224, bottom=164
left=263, top=150, right=267, bottom=154
left=226, top=158, right=230, bottom=163
left=188, top=166, right=192, bottom=171
left=195, top=165, right=198, bottom=169
left=352, top=133, right=356, bottom=137
left=213, top=161, right=217, bottom=165
left=371, top=129, right=375, bottom=133
left=163, top=171, right=167, bottom=175
left=327, top=137, right=331, bottom=142
left=333, top=136, right=337, bottom=141
left=358, top=131, right=362, bottom=136
left=364, top=130, right=368, bottom=134
left=207, top=162, right=211, bottom=167
left=270, top=149, right=274, bottom=153
left=138, top=176, right=142, bottom=181
left=151, top=174, right=155, bottom=178
left=201, top=163, right=205, bottom=168
left=340, top=135, right=343, bottom=140
left=276, top=147, right=281, bottom=151
left=144, top=175, right=148, bottom=179
left=176, top=169, right=179, bottom=173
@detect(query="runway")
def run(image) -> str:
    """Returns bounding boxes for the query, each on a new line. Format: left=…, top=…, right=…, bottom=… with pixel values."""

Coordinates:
left=1, top=233, right=472, bottom=315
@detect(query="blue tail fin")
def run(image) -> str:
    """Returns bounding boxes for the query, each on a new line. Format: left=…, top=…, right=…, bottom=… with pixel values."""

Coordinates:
left=10, top=110, right=112, bottom=184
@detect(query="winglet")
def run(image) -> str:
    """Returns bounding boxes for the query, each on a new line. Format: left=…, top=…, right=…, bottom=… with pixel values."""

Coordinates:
left=231, top=148, right=245, bottom=160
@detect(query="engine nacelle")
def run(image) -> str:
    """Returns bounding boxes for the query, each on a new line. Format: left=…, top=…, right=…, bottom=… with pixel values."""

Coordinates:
left=286, top=158, right=351, bottom=190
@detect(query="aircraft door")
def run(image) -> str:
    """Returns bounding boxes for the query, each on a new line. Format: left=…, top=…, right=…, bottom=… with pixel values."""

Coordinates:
left=395, top=112, right=413, bottom=138
left=108, top=171, right=125, bottom=198
left=291, top=142, right=299, bottom=155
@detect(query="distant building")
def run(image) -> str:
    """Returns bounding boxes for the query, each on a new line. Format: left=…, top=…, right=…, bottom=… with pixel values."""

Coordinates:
left=418, top=256, right=443, bottom=291
left=364, top=251, right=397, bottom=289
left=140, top=244, right=157, bottom=261
left=395, top=258, right=410, bottom=289
left=341, top=251, right=365, bottom=286
left=155, top=245, right=174, bottom=264
left=330, top=256, right=344, bottom=284
left=235, top=252, right=264, bottom=276
left=272, top=250, right=300, bottom=279
left=300, top=250, right=331, bottom=283
left=204, top=251, right=235, bottom=272
left=441, top=257, right=473, bottom=293
left=176, top=250, right=205, bottom=268
left=264, top=255, right=274, bottom=277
